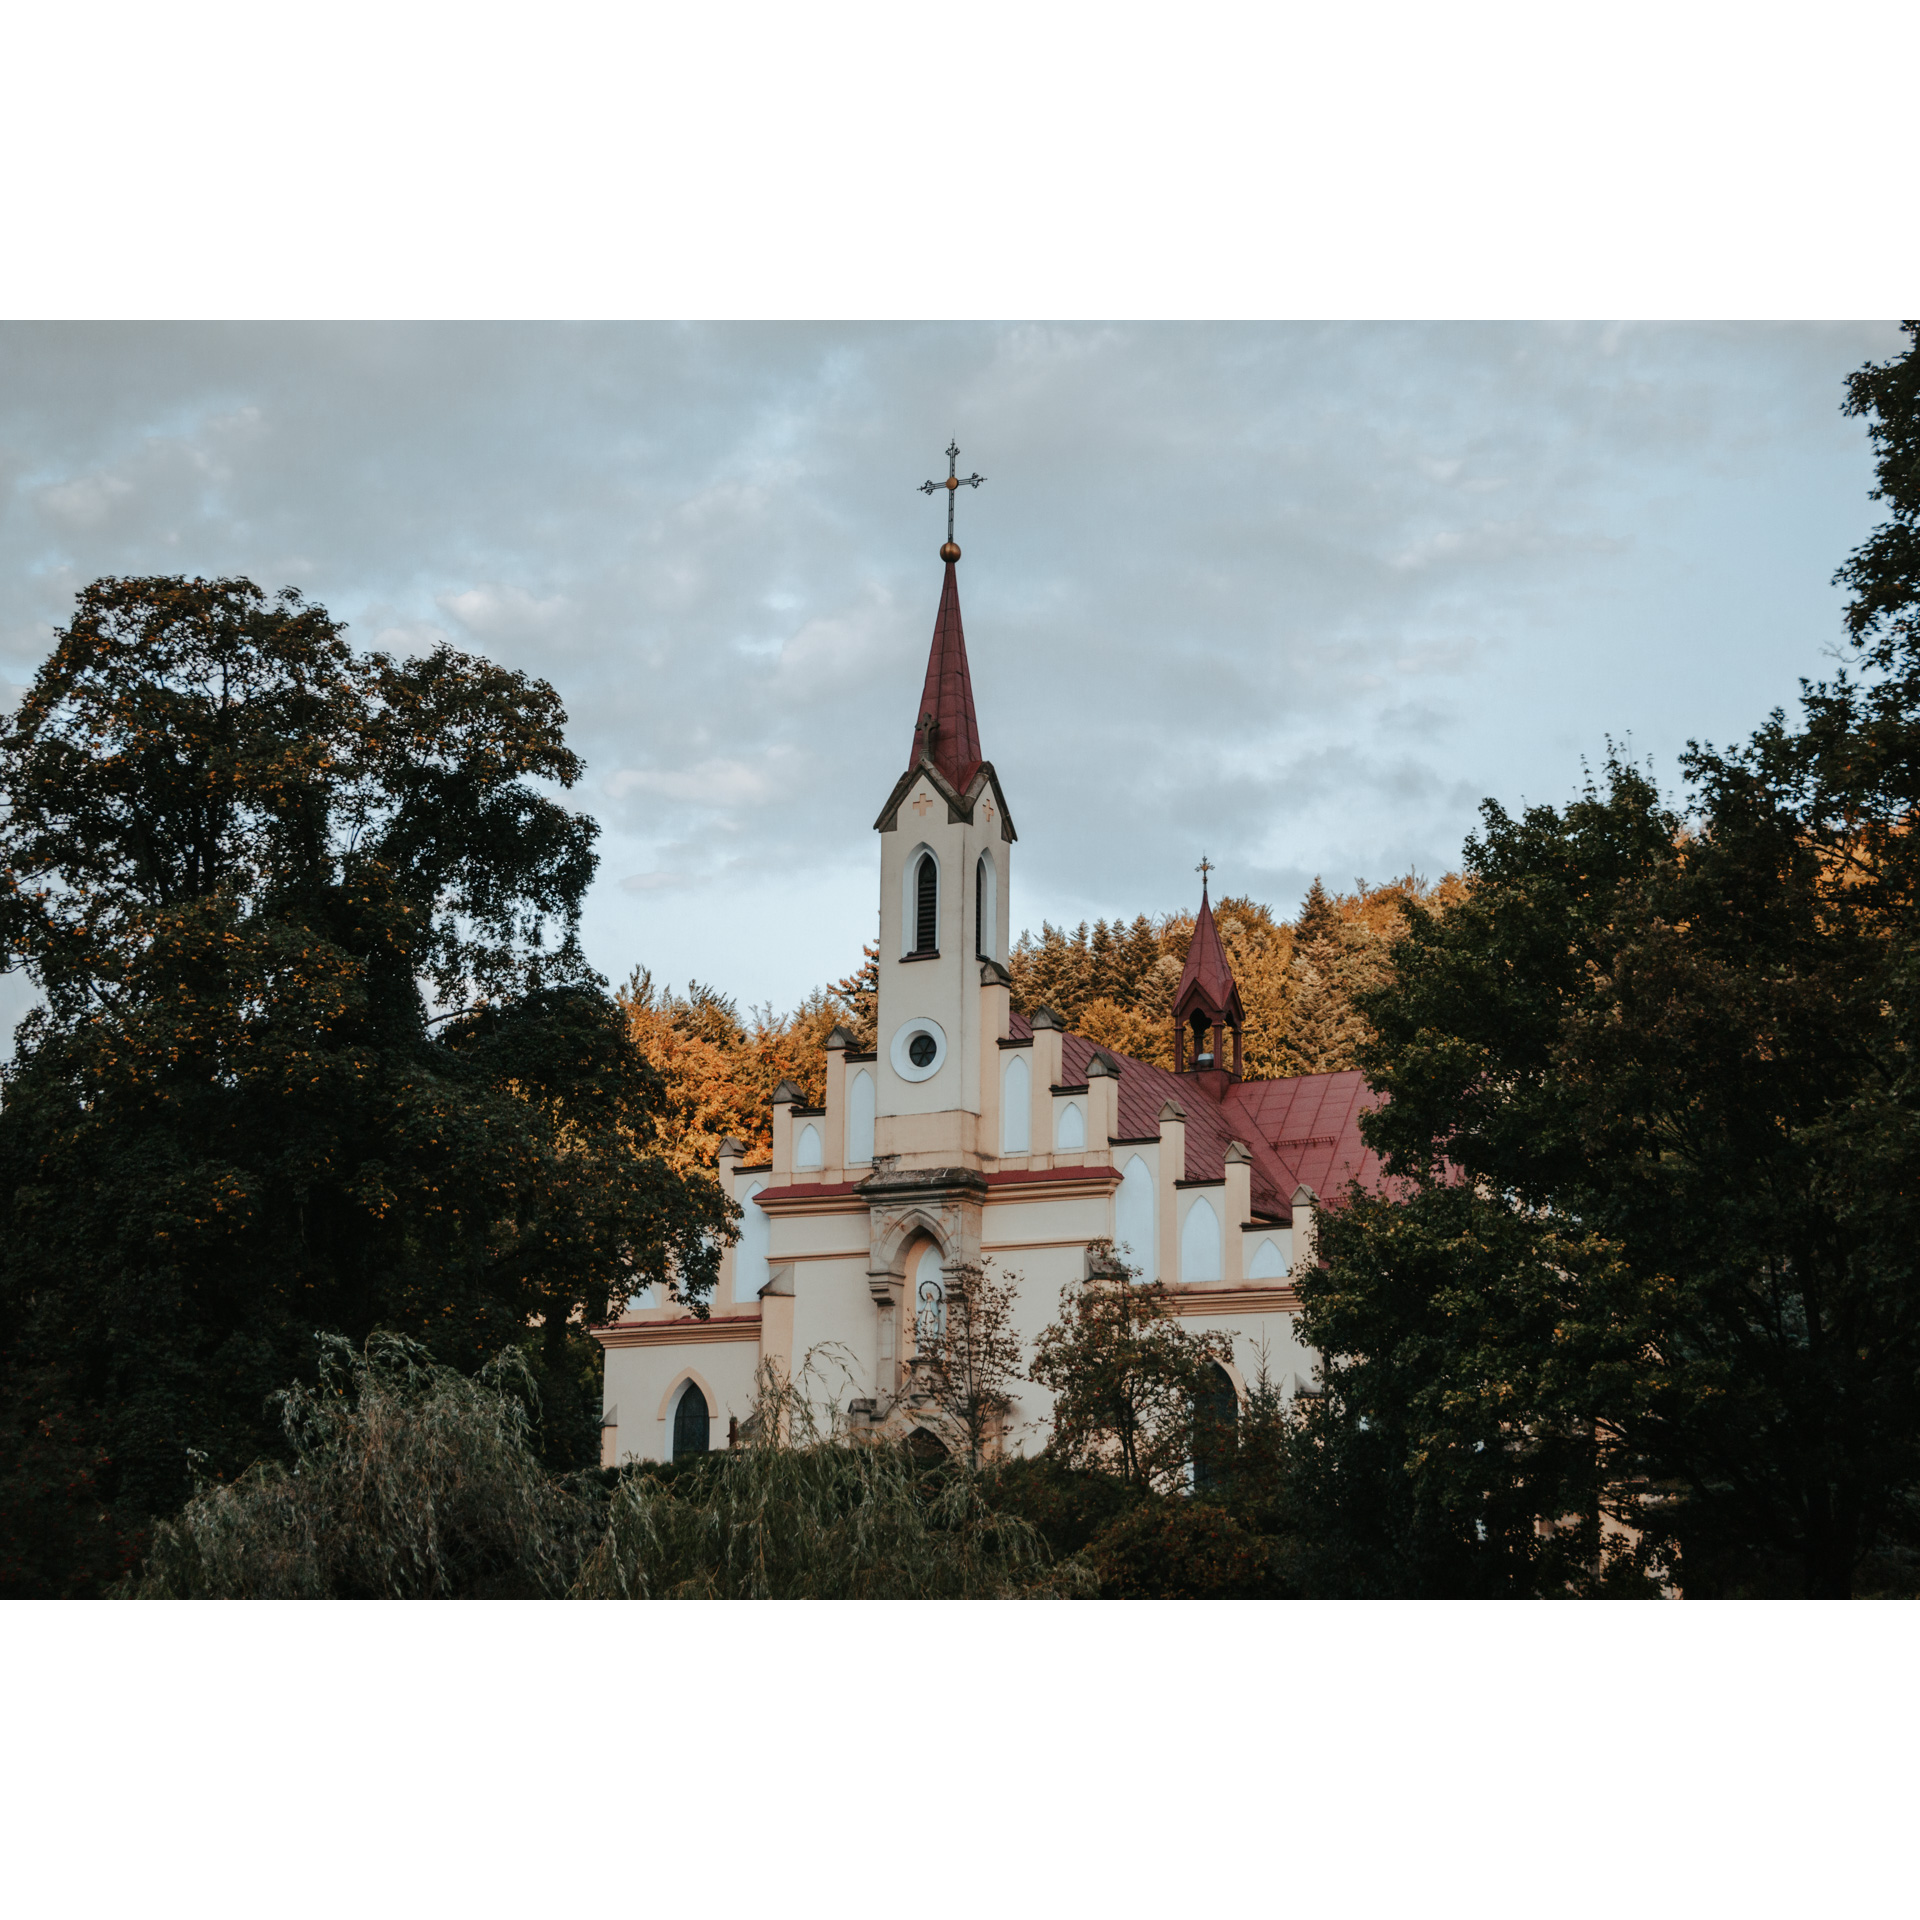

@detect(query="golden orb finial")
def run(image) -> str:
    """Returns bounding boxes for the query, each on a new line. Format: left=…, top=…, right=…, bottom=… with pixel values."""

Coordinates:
left=940, top=540, right=961, bottom=562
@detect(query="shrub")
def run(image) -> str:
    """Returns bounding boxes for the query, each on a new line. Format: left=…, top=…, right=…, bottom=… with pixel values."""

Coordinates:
left=130, top=1334, right=595, bottom=1598
left=1085, top=1499, right=1298, bottom=1599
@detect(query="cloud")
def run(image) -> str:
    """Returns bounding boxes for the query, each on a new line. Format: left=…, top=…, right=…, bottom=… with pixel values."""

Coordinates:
left=605, top=756, right=788, bottom=808
left=0, top=319, right=1899, bottom=1025
left=439, top=583, right=575, bottom=641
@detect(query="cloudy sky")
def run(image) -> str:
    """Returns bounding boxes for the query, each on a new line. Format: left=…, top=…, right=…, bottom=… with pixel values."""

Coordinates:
left=0, top=321, right=1900, bottom=1035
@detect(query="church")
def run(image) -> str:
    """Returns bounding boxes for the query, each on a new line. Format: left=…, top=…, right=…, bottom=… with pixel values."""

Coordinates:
left=594, top=455, right=1389, bottom=1467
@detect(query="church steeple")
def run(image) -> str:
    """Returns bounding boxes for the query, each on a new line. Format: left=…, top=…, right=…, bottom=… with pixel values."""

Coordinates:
left=1173, top=861, right=1245, bottom=1081
left=908, top=557, right=984, bottom=793
left=909, top=440, right=987, bottom=793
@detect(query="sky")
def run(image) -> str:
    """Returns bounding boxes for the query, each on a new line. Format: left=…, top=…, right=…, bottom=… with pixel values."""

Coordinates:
left=0, top=320, right=1902, bottom=1040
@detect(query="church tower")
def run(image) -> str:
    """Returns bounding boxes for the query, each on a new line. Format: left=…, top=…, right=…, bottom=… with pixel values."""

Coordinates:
left=1171, top=867, right=1245, bottom=1095
left=869, top=448, right=1015, bottom=1167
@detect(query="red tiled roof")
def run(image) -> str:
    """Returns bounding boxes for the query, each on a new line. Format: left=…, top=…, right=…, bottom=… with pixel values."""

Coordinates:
left=908, top=559, right=983, bottom=794
left=1055, top=1031, right=1391, bottom=1219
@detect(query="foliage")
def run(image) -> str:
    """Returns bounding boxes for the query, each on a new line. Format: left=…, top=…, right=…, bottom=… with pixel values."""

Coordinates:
left=1836, top=318, right=1920, bottom=667
left=1083, top=1497, right=1293, bottom=1598
left=0, top=578, right=729, bottom=1591
left=974, top=1454, right=1140, bottom=1558
left=915, top=1256, right=1025, bottom=1468
left=617, top=967, right=841, bottom=1171
left=1299, top=731, right=1920, bottom=1596
left=1028, top=1242, right=1233, bottom=1494
left=830, top=940, right=880, bottom=1052
left=573, top=1363, right=1065, bottom=1598
left=129, top=1334, right=598, bottom=1598
left=1006, top=877, right=1465, bottom=1076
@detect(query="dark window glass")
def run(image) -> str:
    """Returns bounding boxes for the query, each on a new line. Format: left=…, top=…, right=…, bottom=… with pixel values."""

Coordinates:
left=915, top=853, right=937, bottom=952
left=673, top=1384, right=710, bottom=1458
left=908, top=1031, right=937, bottom=1068
left=975, top=858, right=985, bottom=958
left=1192, top=1363, right=1238, bottom=1491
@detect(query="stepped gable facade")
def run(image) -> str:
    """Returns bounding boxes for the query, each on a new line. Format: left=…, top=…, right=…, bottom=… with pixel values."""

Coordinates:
left=593, top=529, right=1386, bottom=1467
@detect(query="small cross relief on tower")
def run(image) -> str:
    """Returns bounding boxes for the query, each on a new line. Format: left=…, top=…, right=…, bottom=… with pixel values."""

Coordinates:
left=911, top=791, right=934, bottom=818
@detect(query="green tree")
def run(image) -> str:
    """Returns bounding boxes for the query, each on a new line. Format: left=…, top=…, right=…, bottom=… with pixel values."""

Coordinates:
left=1305, top=728, right=1920, bottom=1594
left=1029, top=1241, right=1231, bottom=1494
left=1289, top=319, right=1920, bottom=1594
left=0, top=577, right=729, bottom=1593
left=916, top=1256, right=1025, bottom=1469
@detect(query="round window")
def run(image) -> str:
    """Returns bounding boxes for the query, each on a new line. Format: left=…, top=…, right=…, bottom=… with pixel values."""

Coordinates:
left=889, top=1016, right=947, bottom=1083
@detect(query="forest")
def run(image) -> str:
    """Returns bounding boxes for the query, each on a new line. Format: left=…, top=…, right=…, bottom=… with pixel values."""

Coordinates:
left=2, top=324, right=1917, bottom=1599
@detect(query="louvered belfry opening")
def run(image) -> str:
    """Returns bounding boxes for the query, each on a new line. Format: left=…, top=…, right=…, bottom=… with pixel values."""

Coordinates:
left=915, top=852, right=938, bottom=953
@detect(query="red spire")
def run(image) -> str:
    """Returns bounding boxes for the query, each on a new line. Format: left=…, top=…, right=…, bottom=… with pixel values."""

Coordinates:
left=907, top=558, right=984, bottom=793
left=1174, top=881, right=1240, bottom=1017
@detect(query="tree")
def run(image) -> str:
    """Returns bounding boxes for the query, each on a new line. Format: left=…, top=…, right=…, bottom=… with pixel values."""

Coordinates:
left=1029, top=1241, right=1231, bottom=1495
left=130, top=1334, right=598, bottom=1599
left=1005, top=881, right=1465, bottom=1077
left=0, top=577, right=730, bottom=1592
left=916, top=1256, right=1025, bottom=1468
left=1304, top=730, right=1920, bottom=1595
left=617, top=967, right=841, bottom=1171
left=829, top=940, right=880, bottom=1051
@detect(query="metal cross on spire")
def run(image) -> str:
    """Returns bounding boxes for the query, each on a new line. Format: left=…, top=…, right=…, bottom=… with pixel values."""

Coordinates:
left=919, top=439, right=984, bottom=560
left=1196, top=854, right=1215, bottom=889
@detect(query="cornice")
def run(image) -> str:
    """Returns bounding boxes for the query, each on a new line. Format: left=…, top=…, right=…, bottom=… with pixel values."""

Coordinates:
left=593, top=1315, right=762, bottom=1349
left=1165, top=1284, right=1301, bottom=1317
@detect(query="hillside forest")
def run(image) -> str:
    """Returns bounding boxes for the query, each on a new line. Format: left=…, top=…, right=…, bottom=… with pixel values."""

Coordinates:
left=615, top=870, right=1457, bottom=1169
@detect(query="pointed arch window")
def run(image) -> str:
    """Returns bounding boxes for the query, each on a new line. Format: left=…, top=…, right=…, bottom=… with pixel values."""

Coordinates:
left=975, top=852, right=997, bottom=961
left=1180, top=1194, right=1222, bottom=1283
left=1001, top=1054, right=1031, bottom=1153
left=847, top=1069, right=875, bottom=1165
left=672, top=1381, right=710, bottom=1460
left=914, top=851, right=938, bottom=954
left=735, top=1179, right=769, bottom=1303
left=1192, top=1363, right=1237, bottom=1491
left=1116, top=1153, right=1156, bottom=1280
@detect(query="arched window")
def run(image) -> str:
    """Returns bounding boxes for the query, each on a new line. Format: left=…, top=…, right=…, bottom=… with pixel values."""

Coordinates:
left=975, top=852, right=997, bottom=961
left=734, top=1179, right=769, bottom=1303
left=1055, top=1099, right=1086, bottom=1150
left=671, top=1380, right=710, bottom=1460
left=795, top=1123, right=822, bottom=1170
left=1180, top=1194, right=1222, bottom=1283
left=1247, top=1231, right=1291, bottom=1280
left=914, top=1243, right=946, bottom=1348
left=1192, top=1363, right=1237, bottom=1491
left=1116, top=1153, right=1156, bottom=1280
left=1001, top=1054, right=1031, bottom=1153
left=847, top=1069, right=875, bottom=1165
left=914, top=851, right=938, bottom=954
